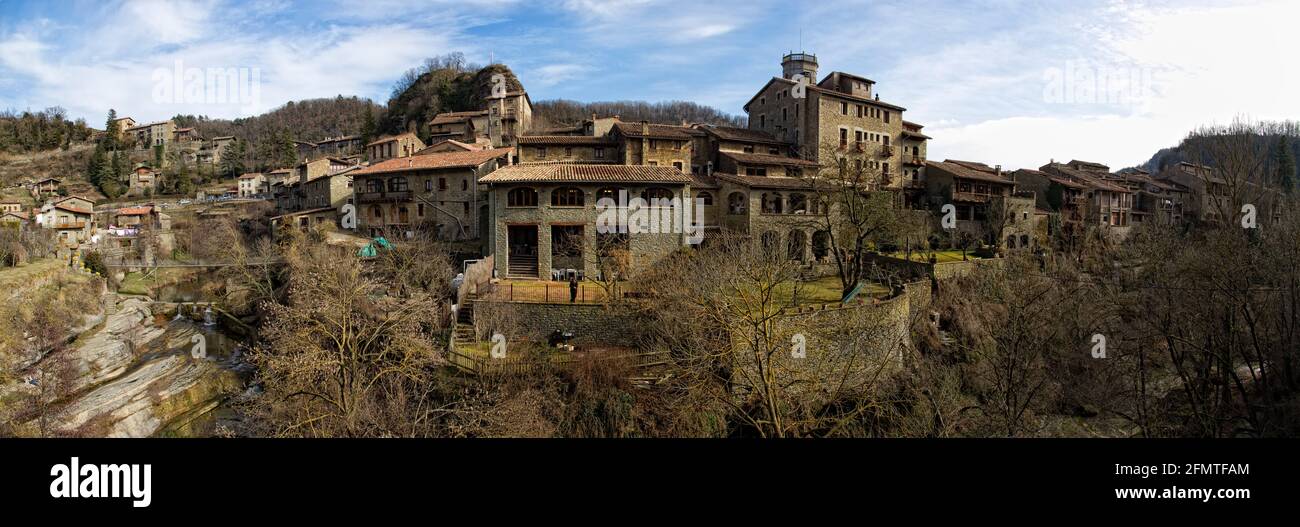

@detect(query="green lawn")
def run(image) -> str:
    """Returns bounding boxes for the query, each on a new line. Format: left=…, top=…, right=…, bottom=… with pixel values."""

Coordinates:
left=118, top=267, right=197, bottom=296
left=886, top=250, right=979, bottom=263
left=773, top=276, right=890, bottom=306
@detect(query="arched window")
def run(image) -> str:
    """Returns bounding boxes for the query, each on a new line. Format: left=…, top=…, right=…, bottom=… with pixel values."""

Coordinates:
left=728, top=192, right=747, bottom=214
left=366, top=179, right=383, bottom=193
left=762, top=192, right=784, bottom=214
left=787, top=230, right=807, bottom=261
left=387, top=176, right=409, bottom=192
left=551, top=186, right=585, bottom=207
left=507, top=187, right=538, bottom=207
left=696, top=191, right=714, bottom=206
left=596, top=187, right=624, bottom=203
left=1020, top=234, right=1030, bottom=248
left=640, top=187, right=674, bottom=203
left=812, top=231, right=831, bottom=260
left=789, top=193, right=808, bottom=213
left=1006, top=235, right=1016, bottom=249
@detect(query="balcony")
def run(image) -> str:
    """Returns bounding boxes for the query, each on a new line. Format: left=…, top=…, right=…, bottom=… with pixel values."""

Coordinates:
left=880, top=145, right=894, bottom=157
left=853, top=141, right=866, bottom=153
left=952, top=191, right=995, bottom=203
left=52, top=221, right=86, bottom=229
left=357, top=190, right=413, bottom=203
left=904, top=155, right=925, bottom=166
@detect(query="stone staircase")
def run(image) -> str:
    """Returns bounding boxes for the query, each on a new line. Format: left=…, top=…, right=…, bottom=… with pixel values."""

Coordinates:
left=507, top=254, right=537, bottom=278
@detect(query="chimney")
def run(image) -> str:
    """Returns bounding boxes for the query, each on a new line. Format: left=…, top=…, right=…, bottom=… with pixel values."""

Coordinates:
left=995, top=165, right=1002, bottom=177
left=641, top=121, right=649, bottom=135
left=875, top=94, right=880, bottom=101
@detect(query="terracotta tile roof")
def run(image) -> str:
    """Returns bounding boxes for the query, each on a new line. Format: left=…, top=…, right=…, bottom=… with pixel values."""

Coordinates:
left=238, top=172, right=263, bottom=180
left=517, top=135, right=618, bottom=146
left=415, top=139, right=490, bottom=154
left=721, top=151, right=820, bottom=167
left=698, top=125, right=788, bottom=145
left=901, top=130, right=931, bottom=140
left=352, top=148, right=513, bottom=176
left=366, top=132, right=420, bottom=147
left=927, top=160, right=1014, bottom=185
left=689, top=172, right=720, bottom=189
left=713, top=172, right=815, bottom=190
left=54, top=195, right=96, bottom=206
left=480, top=164, right=692, bottom=184
left=54, top=204, right=92, bottom=215
left=2, top=211, right=29, bottom=220
left=612, top=122, right=695, bottom=140
left=1041, top=163, right=1129, bottom=192
left=116, top=206, right=153, bottom=216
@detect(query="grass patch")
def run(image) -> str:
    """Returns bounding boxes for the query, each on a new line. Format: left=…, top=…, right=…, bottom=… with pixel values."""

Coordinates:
left=117, top=267, right=198, bottom=296
left=484, top=280, right=610, bottom=304
left=773, top=275, right=890, bottom=306
left=886, top=250, right=979, bottom=263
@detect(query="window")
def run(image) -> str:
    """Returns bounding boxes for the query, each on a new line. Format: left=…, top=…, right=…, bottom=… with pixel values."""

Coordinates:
left=417, top=204, right=425, bottom=217
left=697, top=191, right=714, bottom=206
left=650, top=139, right=658, bottom=150
left=641, top=187, right=674, bottom=202
left=565, top=147, right=573, bottom=157
left=538, top=147, right=547, bottom=159
left=841, top=102, right=848, bottom=115
left=387, top=176, right=409, bottom=192
left=595, top=147, right=605, bottom=159
left=366, top=179, right=382, bottom=193
left=551, top=186, right=584, bottom=207
left=596, top=187, right=624, bottom=203
left=760, top=115, right=766, bottom=127
left=439, top=177, right=447, bottom=191
left=744, top=145, right=755, bottom=153
left=673, top=161, right=683, bottom=171
left=840, top=128, right=848, bottom=147
left=728, top=192, right=747, bottom=214
left=425, top=179, right=433, bottom=191
left=782, top=108, right=787, bottom=121
left=462, top=179, right=468, bottom=191
left=745, top=167, right=768, bottom=177
left=507, top=187, right=538, bottom=207
left=884, top=111, right=890, bottom=123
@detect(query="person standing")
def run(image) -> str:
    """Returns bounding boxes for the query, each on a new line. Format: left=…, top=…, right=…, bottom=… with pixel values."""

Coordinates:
left=569, top=276, right=578, bottom=303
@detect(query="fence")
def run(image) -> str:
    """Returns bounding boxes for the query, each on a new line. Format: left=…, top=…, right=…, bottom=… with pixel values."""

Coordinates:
left=444, top=346, right=668, bottom=377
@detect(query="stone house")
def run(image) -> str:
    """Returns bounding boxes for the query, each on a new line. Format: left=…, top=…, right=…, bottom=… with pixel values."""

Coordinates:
left=480, top=164, right=698, bottom=279
left=486, top=90, right=533, bottom=147
left=0, top=201, right=22, bottom=213
left=0, top=210, right=27, bottom=229
left=299, top=165, right=358, bottom=211
left=39, top=196, right=96, bottom=247
left=516, top=135, right=620, bottom=164
left=925, top=160, right=1036, bottom=248
left=608, top=121, right=698, bottom=173
left=743, top=53, right=927, bottom=193
left=428, top=110, right=489, bottom=144
left=31, top=178, right=61, bottom=198
left=126, top=165, right=158, bottom=196
left=1153, top=162, right=1236, bottom=224
left=366, top=133, right=426, bottom=162
left=350, top=147, right=514, bottom=241
left=314, top=135, right=364, bottom=158
left=1111, top=168, right=1190, bottom=226
left=126, top=120, right=176, bottom=150
left=1040, top=160, right=1135, bottom=237
left=238, top=172, right=266, bottom=198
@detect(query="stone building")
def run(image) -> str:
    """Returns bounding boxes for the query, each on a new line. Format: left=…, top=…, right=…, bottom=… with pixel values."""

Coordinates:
left=608, top=121, right=698, bottom=173
left=417, top=138, right=494, bottom=155
left=1111, top=168, right=1190, bottom=226
left=124, top=164, right=158, bottom=197
left=314, top=135, right=364, bottom=158
left=38, top=196, right=96, bottom=248
left=486, top=90, right=533, bottom=147
left=1153, top=162, right=1233, bottom=224
left=480, top=164, right=699, bottom=279
left=926, top=160, right=1036, bottom=249
left=428, top=110, right=489, bottom=144
left=516, top=135, right=620, bottom=164
left=366, top=132, right=426, bottom=162
left=742, top=53, right=929, bottom=194
left=238, top=172, right=266, bottom=198
left=126, top=120, right=176, bottom=150
left=350, top=147, right=514, bottom=241
left=0, top=201, right=22, bottom=213
left=1039, top=160, right=1135, bottom=238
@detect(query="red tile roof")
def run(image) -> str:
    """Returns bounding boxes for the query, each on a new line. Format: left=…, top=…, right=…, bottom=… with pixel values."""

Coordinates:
left=480, top=164, right=692, bottom=184
left=612, top=122, right=695, bottom=140
left=517, top=135, right=618, bottom=146
left=927, top=160, right=1015, bottom=185
left=366, top=132, right=420, bottom=147
left=698, top=125, right=788, bottom=145
left=352, top=148, right=513, bottom=176
left=713, top=173, right=815, bottom=190
left=721, top=151, right=821, bottom=167
left=116, top=206, right=153, bottom=216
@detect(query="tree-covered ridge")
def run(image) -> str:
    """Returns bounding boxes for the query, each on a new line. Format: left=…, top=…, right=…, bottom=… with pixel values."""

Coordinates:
left=0, top=108, right=94, bottom=154
left=531, top=99, right=746, bottom=130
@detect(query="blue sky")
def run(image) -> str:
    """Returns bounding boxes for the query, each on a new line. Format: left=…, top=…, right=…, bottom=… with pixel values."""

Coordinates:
left=2, top=0, right=1297, bottom=168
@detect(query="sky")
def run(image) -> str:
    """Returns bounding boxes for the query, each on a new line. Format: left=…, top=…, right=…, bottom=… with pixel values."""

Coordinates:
left=1, top=0, right=1297, bottom=169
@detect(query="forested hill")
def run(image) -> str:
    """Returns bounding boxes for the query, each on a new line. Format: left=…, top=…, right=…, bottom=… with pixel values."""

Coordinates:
left=531, top=100, right=746, bottom=130
left=0, top=108, right=94, bottom=154
left=173, top=95, right=384, bottom=146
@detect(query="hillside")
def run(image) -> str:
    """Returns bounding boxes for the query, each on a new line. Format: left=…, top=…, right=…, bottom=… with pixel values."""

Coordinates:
left=1139, top=123, right=1300, bottom=176
left=532, top=99, right=746, bottom=130
left=0, top=144, right=103, bottom=205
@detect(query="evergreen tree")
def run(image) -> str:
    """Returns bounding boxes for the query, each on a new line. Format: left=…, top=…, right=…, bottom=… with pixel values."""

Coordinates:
left=87, top=141, right=107, bottom=187
left=221, top=139, right=248, bottom=178
left=1276, top=135, right=1296, bottom=193
left=360, top=107, right=376, bottom=146
left=103, top=109, right=118, bottom=151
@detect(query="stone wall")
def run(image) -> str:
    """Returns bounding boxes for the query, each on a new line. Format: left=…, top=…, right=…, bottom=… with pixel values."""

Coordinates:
left=472, top=299, right=641, bottom=345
